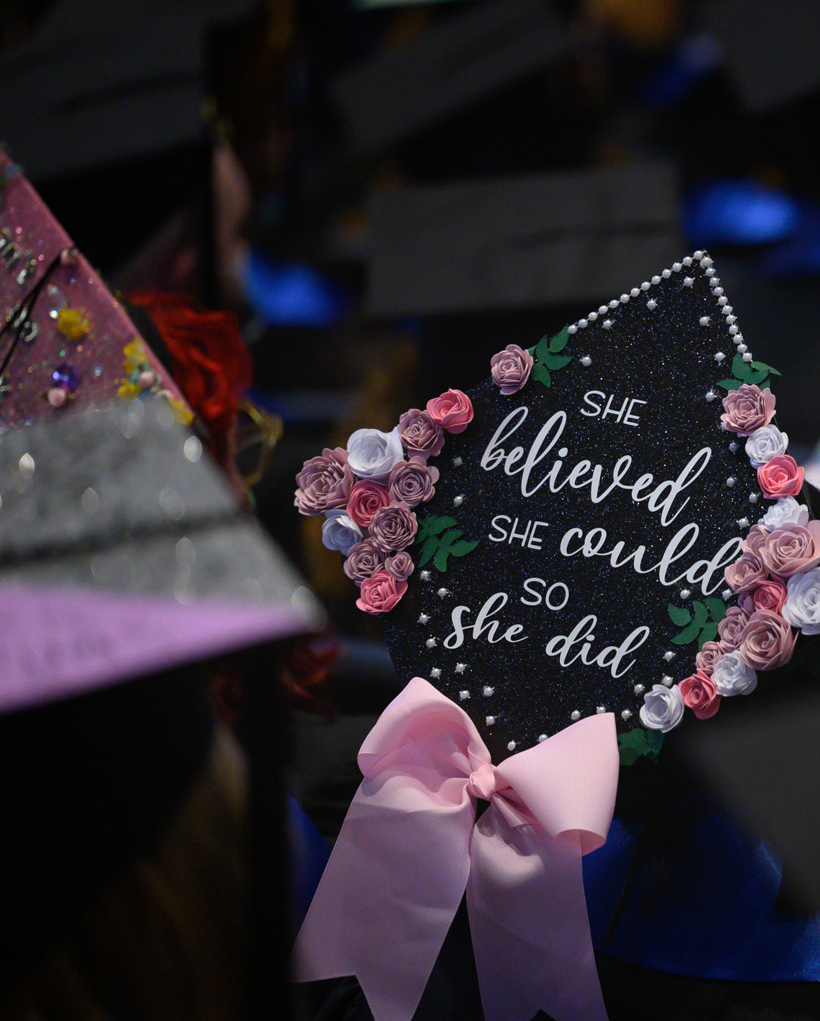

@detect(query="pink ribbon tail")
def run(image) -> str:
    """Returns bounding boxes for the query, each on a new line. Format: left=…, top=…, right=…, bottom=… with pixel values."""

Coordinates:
left=291, top=678, right=619, bottom=1021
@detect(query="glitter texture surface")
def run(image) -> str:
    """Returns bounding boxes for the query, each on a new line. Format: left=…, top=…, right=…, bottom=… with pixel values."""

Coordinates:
left=382, top=255, right=776, bottom=763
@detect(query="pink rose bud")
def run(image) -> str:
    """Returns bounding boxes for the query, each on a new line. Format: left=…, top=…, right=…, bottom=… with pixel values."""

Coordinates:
left=679, top=671, right=721, bottom=719
left=426, top=389, right=474, bottom=435
left=356, top=570, right=408, bottom=614
left=751, top=578, right=788, bottom=614
left=757, top=454, right=805, bottom=499
left=347, top=480, right=391, bottom=529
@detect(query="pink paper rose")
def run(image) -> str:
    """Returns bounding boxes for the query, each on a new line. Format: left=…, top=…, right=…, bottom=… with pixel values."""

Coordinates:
left=347, top=479, right=391, bottom=529
left=490, top=344, right=534, bottom=395
left=388, top=457, right=440, bottom=507
left=343, top=538, right=384, bottom=585
left=742, top=525, right=768, bottom=557
left=717, top=605, right=750, bottom=651
left=426, top=389, right=474, bottom=434
left=738, top=609, right=796, bottom=670
left=679, top=671, right=721, bottom=719
left=356, top=570, right=408, bottom=614
left=696, top=641, right=723, bottom=675
left=294, top=447, right=353, bottom=515
left=369, top=502, right=418, bottom=552
left=758, top=455, right=804, bottom=499
left=384, top=550, right=415, bottom=581
left=397, top=408, right=445, bottom=459
left=749, top=577, right=788, bottom=613
left=724, top=552, right=767, bottom=593
left=758, top=521, right=820, bottom=578
left=720, top=384, right=776, bottom=436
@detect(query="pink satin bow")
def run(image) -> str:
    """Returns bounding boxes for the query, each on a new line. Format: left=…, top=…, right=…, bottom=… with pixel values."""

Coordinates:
left=292, top=678, right=619, bottom=1021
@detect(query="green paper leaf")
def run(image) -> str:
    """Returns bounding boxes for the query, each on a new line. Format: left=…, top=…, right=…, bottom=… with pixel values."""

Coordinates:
left=418, top=536, right=439, bottom=566
left=618, top=729, right=665, bottom=766
left=448, top=540, right=480, bottom=557
left=752, top=361, right=781, bottom=377
left=668, top=604, right=692, bottom=627
left=531, top=362, right=552, bottom=387
left=548, top=326, right=570, bottom=353
left=534, top=334, right=551, bottom=363
left=717, top=379, right=742, bottom=391
left=437, top=528, right=464, bottom=549
left=433, top=548, right=450, bottom=572
left=692, top=602, right=709, bottom=628
left=415, top=514, right=457, bottom=542
left=705, top=597, right=727, bottom=623
left=542, top=353, right=572, bottom=371
left=732, top=353, right=754, bottom=380
left=671, top=621, right=703, bottom=645
left=698, top=621, right=719, bottom=648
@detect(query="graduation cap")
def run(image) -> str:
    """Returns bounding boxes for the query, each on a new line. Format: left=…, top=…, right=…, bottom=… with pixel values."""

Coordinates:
left=0, top=151, right=188, bottom=431
left=0, top=398, right=323, bottom=1004
left=366, top=162, right=681, bottom=317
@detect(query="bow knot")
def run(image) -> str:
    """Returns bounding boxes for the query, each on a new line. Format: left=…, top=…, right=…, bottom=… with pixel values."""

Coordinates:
left=467, top=761, right=498, bottom=801
left=293, top=678, right=619, bottom=1021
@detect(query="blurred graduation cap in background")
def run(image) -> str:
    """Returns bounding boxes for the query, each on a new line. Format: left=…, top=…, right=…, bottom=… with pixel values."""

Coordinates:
left=0, top=399, right=324, bottom=1015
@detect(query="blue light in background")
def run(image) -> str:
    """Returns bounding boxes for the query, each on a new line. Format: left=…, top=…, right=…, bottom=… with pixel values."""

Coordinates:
left=243, top=252, right=349, bottom=327
left=684, top=181, right=799, bottom=247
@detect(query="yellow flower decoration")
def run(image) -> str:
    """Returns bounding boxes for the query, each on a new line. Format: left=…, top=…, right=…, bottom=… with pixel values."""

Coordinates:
left=123, top=337, right=148, bottom=372
left=56, top=307, right=90, bottom=340
left=117, top=381, right=141, bottom=400
left=165, top=394, right=194, bottom=425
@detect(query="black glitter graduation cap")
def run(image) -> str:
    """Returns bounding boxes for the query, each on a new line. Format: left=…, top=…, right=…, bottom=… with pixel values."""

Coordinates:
left=298, top=252, right=810, bottom=767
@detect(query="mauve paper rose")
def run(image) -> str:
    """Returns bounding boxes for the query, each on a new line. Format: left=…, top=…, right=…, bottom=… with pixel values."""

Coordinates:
left=758, top=454, right=804, bottom=499
left=369, top=502, right=418, bottom=553
left=679, top=670, right=721, bottom=719
left=749, top=577, right=788, bottom=614
left=347, top=479, right=391, bottom=529
left=490, top=344, right=534, bottom=395
left=783, top=567, right=820, bottom=635
left=347, top=427, right=404, bottom=482
left=385, top=550, right=415, bottom=582
left=738, top=609, right=796, bottom=671
left=388, top=457, right=440, bottom=507
left=761, top=496, right=809, bottom=531
left=426, top=389, right=474, bottom=434
left=321, top=511, right=363, bottom=555
left=745, top=424, right=789, bottom=467
left=397, top=408, right=445, bottom=459
left=717, top=605, right=750, bottom=651
left=696, top=641, right=723, bottom=675
left=294, top=447, right=352, bottom=515
left=724, top=552, right=766, bottom=593
left=758, top=521, right=820, bottom=578
left=712, top=651, right=758, bottom=696
left=639, top=684, right=685, bottom=732
left=343, top=538, right=384, bottom=585
left=742, top=524, right=768, bottom=557
left=356, top=570, right=408, bottom=614
left=720, top=384, right=776, bottom=436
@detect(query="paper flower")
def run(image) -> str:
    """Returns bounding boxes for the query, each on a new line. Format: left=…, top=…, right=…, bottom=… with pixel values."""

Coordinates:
left=761, top=496, right=809, bottom=531
left=758, top=454, right=804, bottom=499
left=490, top=345, right=534, bottom=395
left=745, top=424, right=788, bottom=467
left=724, top=551, right=766, bottom=592
left=321, top=511, right=364, bottom=555
left=639, top=684, right=685, bottom=732
left=294, top=447, right=353, bottom=515
left=716, top=606, right=750, bottom=651
left=711, top=651, right=758, bottom=696
left=347, top=480, right=391, bottom=529
left=741, top=577, right=788, bottom=615
left=741, top=524, right=768, bottom=557
left=343, top=538, right=384, bottom=585
left=738, top=609, right=796, bottom=671
left=356, top=570, right=408, bottom=614
left=679, top=670, right=721, bottom=719
left=369, top=502, right=418, bottom=553
left=426, top=389, right=474, bottom=434
left=347, top=427, right=404, bottom=482
left=388, top=458, right=440, bottom=508
left=695, top=641, right=723, bottom=675
left=758, top=521, right=820, bottom=578
left=720, top=384, right=776, bottom=436
left=397, top=408, right=445, bottom=459
left=384, top=551, right=415, bottom=582
left=783, top=567, right=820, bottom=635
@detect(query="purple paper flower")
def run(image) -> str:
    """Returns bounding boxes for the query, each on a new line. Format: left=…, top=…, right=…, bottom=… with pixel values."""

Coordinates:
left=397, top=409, right=445, bottom=459
left=490, top=344, right=533, bottom=395
left=343, top=538, right=384, bottom=585
left=294, top=447, right=353, bottom=516
left=388, top=458, right=440, bottom=508
left=385, top=550, right=415, bottom=581
left=369, top=502, right=418, bottom=553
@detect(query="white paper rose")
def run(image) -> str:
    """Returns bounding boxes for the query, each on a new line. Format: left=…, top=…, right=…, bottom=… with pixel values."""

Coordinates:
left=639, top=684, right=685, bottom=732
left=761, top=495, right=809, bottom=532
left=321, top=511, right=363, bottom=555
left=711, top=651, right=758, bottom=696
left=783, top=566, right=820, bottom=634
left=745, top=424, right=789, bottom=467
left=347, top=427, right=404, bottom=482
